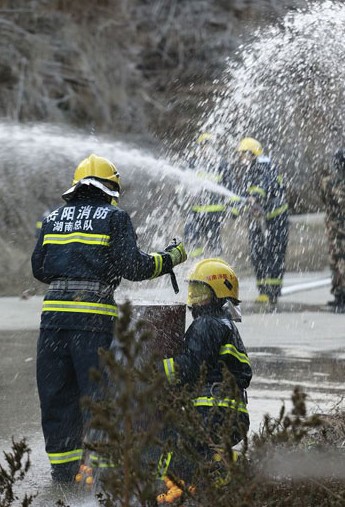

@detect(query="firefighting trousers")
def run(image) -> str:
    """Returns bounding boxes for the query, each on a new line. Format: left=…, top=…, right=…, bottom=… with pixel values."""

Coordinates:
left=155, top=407, right=249, bottom=484
left=36, top=328, right=113, bottom=481
left=248, top=212, right=289, bottom=298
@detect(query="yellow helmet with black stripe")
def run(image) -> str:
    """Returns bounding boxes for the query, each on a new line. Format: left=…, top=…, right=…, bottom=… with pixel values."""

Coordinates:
left=187, top=258, right=239, bottom=306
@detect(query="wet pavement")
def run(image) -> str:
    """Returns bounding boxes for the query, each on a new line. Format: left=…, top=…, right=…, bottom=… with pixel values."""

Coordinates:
left=0, top=270, right=344, bottom=505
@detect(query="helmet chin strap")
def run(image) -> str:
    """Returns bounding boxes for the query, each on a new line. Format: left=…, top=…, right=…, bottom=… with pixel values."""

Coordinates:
left=62, top=178, right=120, bottom=201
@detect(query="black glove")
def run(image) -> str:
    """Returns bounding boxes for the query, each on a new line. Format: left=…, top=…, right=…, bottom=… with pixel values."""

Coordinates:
left=246, top=196, right=264, bottom=219
left=165, top=239, right=187, bottom=267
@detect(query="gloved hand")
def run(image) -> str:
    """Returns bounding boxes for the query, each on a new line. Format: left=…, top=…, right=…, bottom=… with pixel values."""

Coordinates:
left=246, top=196, right=264, bottom=220
left=165, top=238, right=187, bottom=267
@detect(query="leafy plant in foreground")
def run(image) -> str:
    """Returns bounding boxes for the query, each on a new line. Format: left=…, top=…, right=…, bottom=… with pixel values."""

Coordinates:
left=0, top=438, right=36, bottom=507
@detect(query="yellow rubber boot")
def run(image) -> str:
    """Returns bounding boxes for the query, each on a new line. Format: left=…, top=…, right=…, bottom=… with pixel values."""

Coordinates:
left=255, top=294, right=270, bottom=304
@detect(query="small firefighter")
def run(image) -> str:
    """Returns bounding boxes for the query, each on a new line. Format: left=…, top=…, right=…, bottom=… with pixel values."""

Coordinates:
left=184, top=133, right=227, bottom=258
left=223, top=137, right=289, bottom=305
left=31, top=154, right=187, bottom=483
left=320, top=148, right=345, bottom=313
left=159, top=258, right=252, bottom=490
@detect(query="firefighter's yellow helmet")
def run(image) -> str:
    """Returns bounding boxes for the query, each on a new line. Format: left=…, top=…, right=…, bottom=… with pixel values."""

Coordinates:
left=187, top=258, right=239, bottom=306
left=73, top=154, right=120, bottom=189
left=196, top=132, right=214, bottom=145
left=236, top=137, right=263, bottom=157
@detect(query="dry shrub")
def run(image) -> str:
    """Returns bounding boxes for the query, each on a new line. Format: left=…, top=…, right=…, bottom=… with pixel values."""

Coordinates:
left=83, top=302, right=345, bottom=507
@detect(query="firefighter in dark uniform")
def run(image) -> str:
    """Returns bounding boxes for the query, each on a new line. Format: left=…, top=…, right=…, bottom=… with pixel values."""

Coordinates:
left=223, top=138, right=289, bottom=305
left=184, top=133, right=227, bottom=258
left=320, top=148, right=345, bottom=313
left=159, top=258, right=252, bottom=489
left=31, top=154, right=187, bottom=483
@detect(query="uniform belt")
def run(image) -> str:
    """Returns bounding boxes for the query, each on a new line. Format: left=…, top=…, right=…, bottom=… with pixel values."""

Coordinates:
left=49, top=279, right=114, bottom=294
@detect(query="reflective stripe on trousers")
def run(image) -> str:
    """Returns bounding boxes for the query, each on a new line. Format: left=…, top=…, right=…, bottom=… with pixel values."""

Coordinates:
left=156, top=451, right=173, bottom=479
left=89, top=453, right=116, bottom=468
left=48, top=448, right=83, bottom=465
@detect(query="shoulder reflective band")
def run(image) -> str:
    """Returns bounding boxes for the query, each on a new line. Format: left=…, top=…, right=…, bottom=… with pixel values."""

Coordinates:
left=192, top=397, right=248, bottom=414
left=163, top=358, right=176, bottom=384
left=266, top=203, right=288, bottom=220
left=248, top=186, right=266, bottom=198
left=43, top=232, right=110, bottom=246
left=150, top=253, right=163, bottom=278
left=256, top=278, right=283, bottom=287
left=156, top=451, right=173, bottom=479
left=48, top=448, right=83, bottom=465
left=192, top=204, right=226, bottom=213
left=42, top=300, right=118, bottom=317
left=36, top=221, right=43, bottom=229
left=219, top=343, right=251, bottom=365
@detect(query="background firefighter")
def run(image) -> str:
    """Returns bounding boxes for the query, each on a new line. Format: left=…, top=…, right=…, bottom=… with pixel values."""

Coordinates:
left=223, top=137, right=289, bottom=305
left=31, top=154, right=187, bottom=483
left=320, top=148, right=345, bottom=313
left=159, top=258, right=252, bottom=487
left=183, top=133, right=227, bottom=258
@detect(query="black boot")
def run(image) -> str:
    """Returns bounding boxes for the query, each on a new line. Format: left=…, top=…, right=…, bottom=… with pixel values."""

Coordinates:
left=331, top=295, right=345, bottom=314
left=51, top=462, right=80, bottom=483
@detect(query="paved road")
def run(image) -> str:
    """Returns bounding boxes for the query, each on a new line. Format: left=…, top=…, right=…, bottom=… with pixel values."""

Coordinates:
left=0, top=270, right=343, bottom=506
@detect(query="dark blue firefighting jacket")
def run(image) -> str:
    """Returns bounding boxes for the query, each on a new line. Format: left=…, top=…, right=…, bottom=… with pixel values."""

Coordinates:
left=162, top=307, right=252, bottom=415
left=222, top=157, right=289, bottom=220
left=32, top=190, right=173, bottom=333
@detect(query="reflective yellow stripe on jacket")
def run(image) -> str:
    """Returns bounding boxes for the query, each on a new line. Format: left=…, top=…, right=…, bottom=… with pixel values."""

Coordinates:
left=193, top=397, right=248, bottom=414
left=266, top=203, right=288, bottom=220
left=42, top=300, right=118, bottom=317
left=163, top=358, right=176, bottom=384
left=256, top=278, right=283, bottom=287
left=248, top=185, right=266, bottom=198
left=43, top=232, right=110, bottom=246
left=48, top=449, right=83, bottom=465
left=219, top=343, right=251, bottom=366
left=192, top=204, right=226, bottom=213
left=150, top=253, right=163, bottom=278
left=227, top=195, right=243, bottom=217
